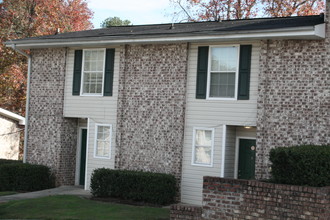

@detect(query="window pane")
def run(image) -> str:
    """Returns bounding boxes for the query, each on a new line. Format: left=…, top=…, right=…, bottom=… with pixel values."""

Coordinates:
left=211, top=48, right=221, bottom=71
left=95, top=125, right=111, bottom=158
left=103, top=141, right=110, bottom=157
left=97, top=127, right=104, bottom=139
left=211, top=47, right=238, bottom=72
left=96, top=84, right=102, bottom=93
left=195, top=130, right=212, bottom=146
left=84, top=61, right=90, bottom=71
left=96, top=141, right=105, bottom=157
left=210, top=72, right=235, bottom=98
left=82, top=50, right=105, bottom=95
left=194, top=146, right=211, bottom=164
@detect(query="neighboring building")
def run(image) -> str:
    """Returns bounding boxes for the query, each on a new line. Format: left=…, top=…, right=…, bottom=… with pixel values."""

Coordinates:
left=5, top=4, right=329, bottom=205
left=0, top=108, right=25, bottom=160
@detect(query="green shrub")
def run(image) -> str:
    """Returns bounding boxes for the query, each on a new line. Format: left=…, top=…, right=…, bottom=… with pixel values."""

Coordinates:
left=270, top=145, right=330, bottom=187
left=90, top=168, right=176, bottom=205
left=0, top=163, right=54, bottom=191
left=0, top=159, right=22, bottom=165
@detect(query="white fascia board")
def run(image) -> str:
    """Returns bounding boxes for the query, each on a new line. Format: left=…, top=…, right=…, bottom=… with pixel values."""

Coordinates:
left=0, top=108, right=25, bottom=125
left=8, top=25, right=325, bottom=49
left=315, top=23, right=326, bottom=38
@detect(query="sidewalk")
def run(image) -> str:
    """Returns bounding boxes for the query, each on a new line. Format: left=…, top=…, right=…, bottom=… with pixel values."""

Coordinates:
left=0, top=186, right=91, bottom=203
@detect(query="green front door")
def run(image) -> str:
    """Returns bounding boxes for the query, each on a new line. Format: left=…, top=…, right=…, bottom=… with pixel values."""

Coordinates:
left=238, top=139, right=256, bottom=179
left=79, top=129, right=87, bottom=185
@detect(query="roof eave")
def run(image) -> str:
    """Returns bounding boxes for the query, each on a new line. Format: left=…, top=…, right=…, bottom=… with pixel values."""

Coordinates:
left=5, top=24, right=325, bottom=49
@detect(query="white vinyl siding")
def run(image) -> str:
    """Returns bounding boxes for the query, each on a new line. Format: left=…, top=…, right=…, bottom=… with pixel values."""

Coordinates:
left=224, top=126, right=236, bottom=178
left=63, top=46, right=121, bottom=189
left=63, top=46, right=120, bottom=119
left=181, top=41, right=260, bottom=205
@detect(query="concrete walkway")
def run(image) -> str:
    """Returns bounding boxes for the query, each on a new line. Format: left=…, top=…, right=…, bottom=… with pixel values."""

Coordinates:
left=0, top=186, right=91, bottom=203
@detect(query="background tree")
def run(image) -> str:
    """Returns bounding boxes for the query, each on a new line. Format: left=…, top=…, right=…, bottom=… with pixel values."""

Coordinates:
left=101, top=16, right=132, bottom=27
left=170, top=0, right=258, bottom=21
left=170, top=0, right=324, bottom=21
left=262, top=0, right=324, bottom=17
left=0, top=0, right=93, bottom=115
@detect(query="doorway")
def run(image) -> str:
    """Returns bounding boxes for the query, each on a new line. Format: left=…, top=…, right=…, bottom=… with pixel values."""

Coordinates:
left=79, top=128, right=87, bottom=185
left=237, top=138, right=256, bottom=179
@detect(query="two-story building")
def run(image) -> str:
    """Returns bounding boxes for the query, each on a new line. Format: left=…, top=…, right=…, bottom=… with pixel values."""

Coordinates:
left=6, top=8, right=330, bottom=205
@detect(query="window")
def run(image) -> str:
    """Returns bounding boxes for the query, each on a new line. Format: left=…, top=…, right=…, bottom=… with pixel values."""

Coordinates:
left=192, top=128, right=214, bottom=166
left=81, top=49, right=105, bottom=95
left=208, top=46, right=239, bottom=99
left=94, top=124, right=112, bottom=158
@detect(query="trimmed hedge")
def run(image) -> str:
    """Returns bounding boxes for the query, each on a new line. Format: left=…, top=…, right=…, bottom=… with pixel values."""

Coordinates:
left=90, top=168, right=176, bottom=205
left=0, top=159, right=22, bottom=165
left=0, top=163, right=54, bottom=191
left=270, top=145, right=330, bottom=187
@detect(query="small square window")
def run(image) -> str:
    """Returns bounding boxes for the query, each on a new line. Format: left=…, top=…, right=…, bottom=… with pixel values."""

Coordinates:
left=94, top=124, right=112, bottom=159
left=192, top=128, right=214, bottom=166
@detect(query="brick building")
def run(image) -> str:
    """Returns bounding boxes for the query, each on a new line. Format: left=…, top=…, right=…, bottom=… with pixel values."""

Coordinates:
left=5, top=3, right=329, bottom=206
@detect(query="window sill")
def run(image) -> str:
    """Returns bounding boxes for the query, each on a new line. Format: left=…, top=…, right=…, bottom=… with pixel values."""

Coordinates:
left=191, top=163, right=214, bottom=167
left=206, top=97, right=237, bottom=101
left=79, top=94, right=103, bottom=97
left=94, top=156, right=111, bottom=159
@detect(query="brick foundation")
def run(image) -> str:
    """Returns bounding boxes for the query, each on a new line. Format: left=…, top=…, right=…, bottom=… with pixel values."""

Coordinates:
left=27, top=48, right=77, bottom=185
left=115, top=44, right=188, bottom=183
left=170, top=204, right=202, bottom=220
left=202, top=177, right=330, bottom=220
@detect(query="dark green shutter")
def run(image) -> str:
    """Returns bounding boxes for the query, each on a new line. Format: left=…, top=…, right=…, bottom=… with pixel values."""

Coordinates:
left=196, top=46, right=209, bottom=99
left=238, top=45, right=252, bottom=100
left=72, top=50, right=83, bottom=95
left=103, top=49, right=115, bottom=96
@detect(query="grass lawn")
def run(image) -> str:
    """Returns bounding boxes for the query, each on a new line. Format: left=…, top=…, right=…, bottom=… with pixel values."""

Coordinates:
left=0, top=191, right=17, bottom=196
left=0, top=195, right=169, bottom=220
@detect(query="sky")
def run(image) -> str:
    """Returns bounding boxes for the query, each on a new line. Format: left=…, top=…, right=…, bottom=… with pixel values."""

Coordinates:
left=87, top=0, right=175, bottom=28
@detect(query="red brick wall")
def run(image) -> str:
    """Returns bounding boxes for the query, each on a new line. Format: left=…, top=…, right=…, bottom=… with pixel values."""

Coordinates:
left=170, top=204, right=202, bottom=220
left=202, top=177, right=330, bottom=220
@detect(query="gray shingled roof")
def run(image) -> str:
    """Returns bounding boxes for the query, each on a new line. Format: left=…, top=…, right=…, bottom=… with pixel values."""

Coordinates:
left=7, top=14, right=324, bottom=45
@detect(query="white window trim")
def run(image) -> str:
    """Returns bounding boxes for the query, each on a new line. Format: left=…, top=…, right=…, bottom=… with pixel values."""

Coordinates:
left=191, top=127, right=215, bottom=167
left=93, top=123, right=112, bottom=159
left=206, top=44, right=240, bottom=101
left=234, top=136, right=256, bottom=179
left=80, top=48, right=106, bottom=97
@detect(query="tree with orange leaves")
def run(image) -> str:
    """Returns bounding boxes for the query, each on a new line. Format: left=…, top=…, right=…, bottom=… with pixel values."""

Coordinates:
left=0, top=0, right=93, bottom=115
left=262, top=0, right=324, bottom=17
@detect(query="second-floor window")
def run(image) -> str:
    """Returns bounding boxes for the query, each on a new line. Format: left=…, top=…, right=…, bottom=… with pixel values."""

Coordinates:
left=208, top=46, right=239, bottom=99
left=81, top=49, right=106, bottom=96
left=195, top=45, right=252, bottom=100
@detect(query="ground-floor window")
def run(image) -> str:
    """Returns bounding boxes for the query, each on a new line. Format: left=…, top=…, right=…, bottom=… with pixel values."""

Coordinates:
left=192, top=127, right=214, bottom=167
left=94, top=124, right=112, bottom=159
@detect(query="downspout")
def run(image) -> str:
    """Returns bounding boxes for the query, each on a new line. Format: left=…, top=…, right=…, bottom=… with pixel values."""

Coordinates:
left=10, top=44, right=31, bottom=163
